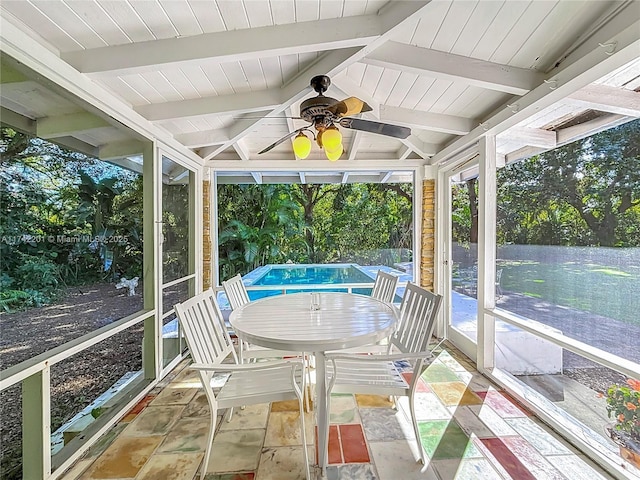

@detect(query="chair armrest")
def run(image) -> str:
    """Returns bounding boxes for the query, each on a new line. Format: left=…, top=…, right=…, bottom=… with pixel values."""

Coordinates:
left=325, top=352, right=434, bottom=362
left=190, top=359, right=302, bottom=372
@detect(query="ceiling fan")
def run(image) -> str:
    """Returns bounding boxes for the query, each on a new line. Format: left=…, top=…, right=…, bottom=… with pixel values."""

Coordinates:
left=258, top=75, right=411, bottom=161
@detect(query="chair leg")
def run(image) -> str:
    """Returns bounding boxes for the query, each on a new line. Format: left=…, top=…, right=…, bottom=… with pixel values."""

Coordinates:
left=303, top=352, right=311, bottom=412
left=409, top=392, right=426, bottom=465
left=201, top=406, right=217, bottom=478
left=297, top=393, right=311, bottom=480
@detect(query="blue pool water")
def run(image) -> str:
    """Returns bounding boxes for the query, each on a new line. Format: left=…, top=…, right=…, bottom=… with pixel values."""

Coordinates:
left=217, top=263, right=410, bottom=308
left=253, top=265, right=373, bottom=286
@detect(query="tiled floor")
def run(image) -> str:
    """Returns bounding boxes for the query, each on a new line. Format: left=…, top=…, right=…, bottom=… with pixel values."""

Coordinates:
left=60, top=344, right=616, bottom=480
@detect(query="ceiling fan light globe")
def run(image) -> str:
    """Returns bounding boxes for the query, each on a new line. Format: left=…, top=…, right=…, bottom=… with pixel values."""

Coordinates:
left=293, top=132, right=312, bottom=159
left=322, top=127, right=342, bottom=152
left=325, top=144, right=343, bottom=161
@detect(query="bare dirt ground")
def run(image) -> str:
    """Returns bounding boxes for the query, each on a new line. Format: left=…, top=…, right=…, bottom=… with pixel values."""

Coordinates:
left=0, top=283, right=144, bottom=479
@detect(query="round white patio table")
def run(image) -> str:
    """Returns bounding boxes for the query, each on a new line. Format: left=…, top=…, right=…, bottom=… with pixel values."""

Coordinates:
left=228, top=291, right=398, bottom=473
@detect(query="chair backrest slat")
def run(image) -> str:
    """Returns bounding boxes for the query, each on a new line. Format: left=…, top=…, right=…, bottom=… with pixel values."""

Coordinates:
left=174, top=289, right=236, bottom=365
left=222, top=274, right=251, bottom=310
left=392, top=283, right=442, bottom=354
left=371, top=270, right=399, bottom=303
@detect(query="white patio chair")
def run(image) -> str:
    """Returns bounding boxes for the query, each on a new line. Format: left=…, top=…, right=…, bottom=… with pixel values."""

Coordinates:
left=371, top=269, right=400, bottom=304
left=328, top=269, right=400, bottom=355
left=323, top=283, right=443, bottom=468
left=174, top=289, right=310, bottom=480
left=222, top=274, right=312, bottom=409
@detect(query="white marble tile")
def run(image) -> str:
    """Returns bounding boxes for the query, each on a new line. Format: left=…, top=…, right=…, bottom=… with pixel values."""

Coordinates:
left=455, top=371, right=494, bottom=392
left=432, top=458, right=504, bottom=480
left=325, top=463, right=379, bottom=480
left=546, top=454, right=613, bottom=480
left=398, top=393, right=451, bottom=421
left=504, top=417, right=572, bottom=455
left=468, top=404, right=518, bottom=437
left=330, top=394, right=360, bottom=424
left=369, top=440, right=439, bottom=480
left=360, top=408, right=415, bottom=441
left=448, top=406, right=495, bottom=439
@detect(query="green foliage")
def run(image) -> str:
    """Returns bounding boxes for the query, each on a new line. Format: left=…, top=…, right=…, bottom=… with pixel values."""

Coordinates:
left=1, top=127, right=143, bottom=309
left=606, top=378, right=640, bottom=442
left=495, top=119, right=640, bottom=247
left=217, top=182, right=413, bottom=280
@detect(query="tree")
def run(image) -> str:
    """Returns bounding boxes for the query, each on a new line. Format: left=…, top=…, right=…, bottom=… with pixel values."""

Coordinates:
left=497, top=119, right=640, bottom=247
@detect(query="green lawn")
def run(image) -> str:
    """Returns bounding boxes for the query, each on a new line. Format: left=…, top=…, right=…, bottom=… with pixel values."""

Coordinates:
left=500, top=260, right=640, bottom=326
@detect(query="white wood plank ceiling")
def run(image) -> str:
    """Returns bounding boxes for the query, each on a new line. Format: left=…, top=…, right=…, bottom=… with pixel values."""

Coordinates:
left=1, top=0, right=639, bottom=183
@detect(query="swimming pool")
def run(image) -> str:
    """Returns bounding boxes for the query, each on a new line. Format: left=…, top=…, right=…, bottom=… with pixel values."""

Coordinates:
left=252, top=264, right=374, bottom=286
left=218, top=263, right=410, bottom=308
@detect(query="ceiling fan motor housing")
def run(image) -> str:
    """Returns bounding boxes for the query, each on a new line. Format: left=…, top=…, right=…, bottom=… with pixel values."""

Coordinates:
left=299, top=95, right=339, bottom=125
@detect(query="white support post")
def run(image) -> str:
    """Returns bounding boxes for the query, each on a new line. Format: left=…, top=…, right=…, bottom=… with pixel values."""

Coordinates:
left=477, top=135, right=497, bottom=372
left=434, top=167, right=450, bottom=340
left=22, top=366, right=51, bottom=479
left=143, top=142, right=159, bottom=380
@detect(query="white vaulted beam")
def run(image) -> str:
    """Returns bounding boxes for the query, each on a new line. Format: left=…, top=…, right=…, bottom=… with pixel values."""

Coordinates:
left=431, top=9, right=640, bottom=166
left=98, top=140, right=146, bottom=160
left=233, top=140, right=251, bottom=161
left=203, top=1, right=434, bottom=162
left=397, top=146, right=413, bottom=161
left=135, top=90, right=280, bottom=122
left=567, top=84, right=640, bottom=117
left=251, top=172, right=263, bottom=184
left=379, top=171, right=393, bottom=183
left=400, top=135, right=439, bottom=158
left=500, top=127, right=557, bottom=149
left=36, top=112, right=111, bottom=139
left=379, top=105, right=474, bottom=135
left=363, top=41, right=544, bottom=95
left=62, top=16, right=384, bottom=76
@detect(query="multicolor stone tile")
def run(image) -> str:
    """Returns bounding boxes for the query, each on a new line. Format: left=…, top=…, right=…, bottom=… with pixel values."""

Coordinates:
left=329, top=393, right=360, bottom=424
left=206, top=429, right=265, bottom=473
left=422, top=361, right=461, bottom=383
left=354, top=394, right=394, bottom=408
left=157, top=417, right=209, bottom=453
left=150, top=386, right=198, bottom=406
left=264, top=411, right=310, bottom=446
left=59, top=344, right=618, bottom=480
left=360, top=407, right=415, bottom=441
left=432, top=457, right=504, bottom=480
left=504, top=417, right=573, bottom=455
left=476, top=389, right=530, bottom=417
left=324, top=463, right=378, bottom=480
left=418, top=420, right=482, bottom=460
left=255, top=446, right=310, bottom=480
left=124, top=405, right=185, bottom=436
left=430, top=381, right=483, bottom=406
left=79, top=435, right=162, bottom=479
left=219, top=403, right=269, bottom=431
left=134, top=452, right=202, bottom=480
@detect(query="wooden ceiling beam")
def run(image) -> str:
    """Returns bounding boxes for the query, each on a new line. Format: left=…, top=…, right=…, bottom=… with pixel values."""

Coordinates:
left=363, top=41, right=544, bottom=96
